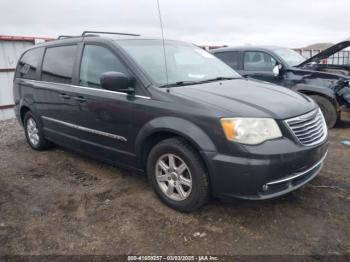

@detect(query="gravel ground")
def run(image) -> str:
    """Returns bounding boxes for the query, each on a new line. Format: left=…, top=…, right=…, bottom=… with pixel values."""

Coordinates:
left=0, top=114, right=349, bottom=256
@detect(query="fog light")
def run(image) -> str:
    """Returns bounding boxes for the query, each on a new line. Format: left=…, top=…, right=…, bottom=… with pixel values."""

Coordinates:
left=262, top=184, right=269, bottom=191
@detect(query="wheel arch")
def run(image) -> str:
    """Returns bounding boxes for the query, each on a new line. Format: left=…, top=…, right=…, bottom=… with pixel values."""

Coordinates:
left=293, top=84, right=339, bottom=111
left=135, top=117, right=217, bottom=173
left=20, top=105, right=31, bottom=124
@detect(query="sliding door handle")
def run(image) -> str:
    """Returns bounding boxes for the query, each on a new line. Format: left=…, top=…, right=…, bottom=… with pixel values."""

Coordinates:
left=73, top=96, right=86, bottom=102
left=59, top=93, right=71, bottom=99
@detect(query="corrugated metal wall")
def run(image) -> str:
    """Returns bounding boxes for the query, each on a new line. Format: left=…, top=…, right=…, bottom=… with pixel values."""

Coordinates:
left=0, top=40, right=34, bottom=120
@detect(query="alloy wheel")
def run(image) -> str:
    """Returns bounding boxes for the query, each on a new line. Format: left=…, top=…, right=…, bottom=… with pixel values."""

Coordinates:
left=27, top=117, right=40, bottom=146
left=155, top=153, right=192, bottom=201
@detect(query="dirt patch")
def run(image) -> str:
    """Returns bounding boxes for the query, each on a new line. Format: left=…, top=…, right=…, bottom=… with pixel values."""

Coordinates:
left=0, top=114, right=349, bottom=255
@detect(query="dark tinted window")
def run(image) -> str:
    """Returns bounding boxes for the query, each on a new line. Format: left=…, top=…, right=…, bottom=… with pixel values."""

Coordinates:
left=16, top=48, right=44, bottom=80
left=42, top=45, right=77, bottom=84
left=244, top=51, right=277, bottom=71
left=79, top=45, right=128, bottom=88
left=215, top=51, right=239, bottom=69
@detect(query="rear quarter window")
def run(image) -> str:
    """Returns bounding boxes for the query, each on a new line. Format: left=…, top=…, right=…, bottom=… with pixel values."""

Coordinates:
left=42, top=45, right=77, bottom=84
left=214, top=51, right=239, bottom=69
left=16, top=47, right=44, bottom=80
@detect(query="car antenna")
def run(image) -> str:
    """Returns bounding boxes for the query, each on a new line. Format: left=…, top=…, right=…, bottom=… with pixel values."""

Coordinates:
left=156, top=0, right=169, bottom=90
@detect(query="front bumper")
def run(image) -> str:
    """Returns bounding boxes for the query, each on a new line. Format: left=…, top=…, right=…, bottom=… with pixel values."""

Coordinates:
left=204, top=140, right=328, bottom=200
left=259, top=151, right=327, bottom=199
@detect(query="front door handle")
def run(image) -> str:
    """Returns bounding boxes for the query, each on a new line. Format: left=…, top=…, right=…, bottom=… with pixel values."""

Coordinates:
left=73, top=96, right=86, bottom=103
left=59, top=93, right=71, bottom=99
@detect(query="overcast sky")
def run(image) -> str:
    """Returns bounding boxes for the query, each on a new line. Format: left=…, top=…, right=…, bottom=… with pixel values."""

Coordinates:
left=0, top=0, right=349, bottom=48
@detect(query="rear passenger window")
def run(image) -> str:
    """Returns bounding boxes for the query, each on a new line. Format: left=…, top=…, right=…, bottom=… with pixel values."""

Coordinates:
left=42, top=45, right=77, bottom=84
left=79, top=45, right=128, bottom=88
left=16, top=48, right=44, bottom=80
left=215, top=51, right=239, bottom=69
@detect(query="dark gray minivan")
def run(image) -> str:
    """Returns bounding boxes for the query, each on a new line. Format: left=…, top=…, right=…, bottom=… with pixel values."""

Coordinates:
left=13, top=32, right=328, bottom=212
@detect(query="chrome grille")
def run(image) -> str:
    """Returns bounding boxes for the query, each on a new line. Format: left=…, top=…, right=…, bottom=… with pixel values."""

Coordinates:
left=285, top=109, right=328, bottom=146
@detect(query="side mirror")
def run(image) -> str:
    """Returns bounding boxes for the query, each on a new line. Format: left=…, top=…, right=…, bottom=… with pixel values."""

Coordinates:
left=272, top=64, right=282, bottom=77
left=100, top=72, right=134, bottom=94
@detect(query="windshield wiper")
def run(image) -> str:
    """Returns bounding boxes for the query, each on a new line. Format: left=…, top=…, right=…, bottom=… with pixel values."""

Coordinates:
left=198, top=76, right=240, bottom=83
left=159, top=76, right=240, bottom=88
left=160, top=81, right=199, bottom=88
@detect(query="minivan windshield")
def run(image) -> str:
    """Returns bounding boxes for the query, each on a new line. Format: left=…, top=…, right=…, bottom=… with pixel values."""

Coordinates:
left=117, top=40, right=241, bottom=86
left=273, top=48, right=306, bottom=67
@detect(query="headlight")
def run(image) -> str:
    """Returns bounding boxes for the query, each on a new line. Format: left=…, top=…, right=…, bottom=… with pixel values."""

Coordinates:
left=220, top=118, right=282, bottom=145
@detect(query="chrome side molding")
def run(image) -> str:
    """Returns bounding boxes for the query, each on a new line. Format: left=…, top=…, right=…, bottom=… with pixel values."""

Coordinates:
left=18, top=78, right=151, bottom=100
left=42, top=116, right=127, bottom=142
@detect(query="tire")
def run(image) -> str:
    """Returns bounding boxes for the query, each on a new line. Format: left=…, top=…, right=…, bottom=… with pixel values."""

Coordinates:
left=309, top=95, right=337, bottom=128
left=24, top=111, right=52, bottom=150
left=147, top=137, right=209, bottom=212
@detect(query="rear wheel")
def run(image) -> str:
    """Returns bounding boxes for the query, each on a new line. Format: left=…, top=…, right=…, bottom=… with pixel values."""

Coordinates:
left=24, top=112, right=51, bottom=150
left=147, top=137, right=209, bottom=212
left=309, top=95, right=337, bottom=128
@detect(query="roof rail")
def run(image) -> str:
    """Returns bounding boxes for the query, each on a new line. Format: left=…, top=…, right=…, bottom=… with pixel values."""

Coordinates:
left=57, top=35, right=80, bottom=39
left=81, top=31, right=140, bottom=37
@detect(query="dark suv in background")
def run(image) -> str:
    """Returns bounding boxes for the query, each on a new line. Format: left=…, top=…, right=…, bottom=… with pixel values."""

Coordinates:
left=211, top=40, right=350, bottom=128
left=14, top=32, right=328, bottom=212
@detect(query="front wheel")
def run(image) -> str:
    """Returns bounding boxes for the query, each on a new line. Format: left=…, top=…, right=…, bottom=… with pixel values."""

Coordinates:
left=147, top=137, right=209, bottom=212
left=309, top=95, right=338, bottom=128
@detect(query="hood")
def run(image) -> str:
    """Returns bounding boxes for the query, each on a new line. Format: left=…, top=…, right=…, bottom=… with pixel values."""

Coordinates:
left=298, top=40, right=350, bottom=67
left=171, top=79, right=316, bottom=119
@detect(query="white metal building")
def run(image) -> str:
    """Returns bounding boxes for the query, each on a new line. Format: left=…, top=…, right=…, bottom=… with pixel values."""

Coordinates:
left=0, top=35, right=52, bottom=120
left=294, top=48, right=350, bottom=65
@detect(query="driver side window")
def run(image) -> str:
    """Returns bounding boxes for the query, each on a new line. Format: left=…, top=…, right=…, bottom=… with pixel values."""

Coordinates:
left=244, top=51, right=276, bottom=71
left=80, top=45, right=128, bottom=88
